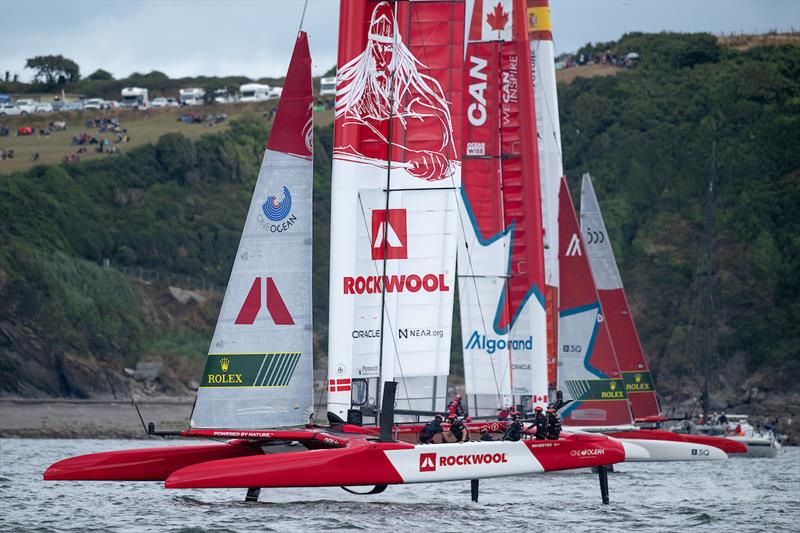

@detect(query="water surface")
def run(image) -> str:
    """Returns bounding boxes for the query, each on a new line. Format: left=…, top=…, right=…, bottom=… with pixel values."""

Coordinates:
left=1, top=439, right=797, bottom=532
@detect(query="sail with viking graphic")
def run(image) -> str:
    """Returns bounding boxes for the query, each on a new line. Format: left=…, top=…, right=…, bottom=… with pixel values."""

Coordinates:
left=458, top=0, right=549, bottom=417
left=580, top=174, right=662, bottom=420
left=326, top=0, right=465, bottom=421
left=557, top=177, right=634, bottom=427
left=190, top=32, right=314, bottom=429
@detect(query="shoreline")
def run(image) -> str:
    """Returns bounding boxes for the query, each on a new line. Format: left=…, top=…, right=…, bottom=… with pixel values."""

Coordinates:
left=0, top=398, right=194, bottom=439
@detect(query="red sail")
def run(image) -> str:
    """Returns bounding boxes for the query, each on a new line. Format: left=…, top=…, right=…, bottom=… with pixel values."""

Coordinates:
left=267, top=31, right=313, bottom=158
left=558, top=178, right=633, bottom=426
left=334, top=0, right=463, bottom=181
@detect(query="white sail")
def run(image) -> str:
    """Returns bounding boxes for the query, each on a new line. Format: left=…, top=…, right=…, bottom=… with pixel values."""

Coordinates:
left=326, top=1, right=465, bottom=421
left=191, top=33, right=314, bottom=429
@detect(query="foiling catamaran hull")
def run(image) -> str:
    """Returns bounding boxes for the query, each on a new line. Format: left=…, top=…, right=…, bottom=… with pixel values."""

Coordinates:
left=44, top=427, right=636, bottom=486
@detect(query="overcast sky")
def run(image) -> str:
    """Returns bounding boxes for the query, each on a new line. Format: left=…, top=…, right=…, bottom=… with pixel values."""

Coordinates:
left=1, top=0, right=797, bottom=82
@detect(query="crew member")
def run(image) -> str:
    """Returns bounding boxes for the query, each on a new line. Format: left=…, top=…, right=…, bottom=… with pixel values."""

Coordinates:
left=448, top=414, right=468, bottom=442
left=419, top=414, right=443, bottom=444
left=529, top=406, right=548, bottom=440
left=448, top=394, right=465, bottom=418
left=502, top=412, right=523, bottom=441
left=546, top=408, right=562, bottom=440
left=479, top=428, right=494, bottom=441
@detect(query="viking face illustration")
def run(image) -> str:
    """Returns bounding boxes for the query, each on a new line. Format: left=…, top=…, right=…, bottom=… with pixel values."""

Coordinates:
left=333, top=1, right=458, bottom=181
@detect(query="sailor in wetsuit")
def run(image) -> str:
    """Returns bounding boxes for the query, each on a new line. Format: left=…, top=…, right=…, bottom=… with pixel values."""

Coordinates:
left=546, top=408, right=562, bottom=440
left=528, top=406, right=548, bottom=440
left=447, top=395, right=465, bottom=418
left=448, top=414, right=469, bottom=442
left=419, top=414, right=444, bottom=444
left=502, top=412, right=523, bottom=441
left=479, top=428, right=494, bottom=441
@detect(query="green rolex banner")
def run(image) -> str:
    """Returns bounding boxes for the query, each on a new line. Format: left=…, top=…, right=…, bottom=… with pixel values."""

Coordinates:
left=564, top=378, right=627, bottom=402
left=202, top=353, right=302, bottom=388
left=622, top=371, right=655, bottom=393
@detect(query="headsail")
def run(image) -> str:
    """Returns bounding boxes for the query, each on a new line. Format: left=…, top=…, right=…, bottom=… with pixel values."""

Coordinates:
left=527, top=0, right=562, bottom=394
left=191, top=32, right=314, bottom=429
left=557, top=178, right=633, bottom=426
left=459, top=0, right=549, bottom=417
left=580, top=174, right=662, bottom=419
left=326, top=1, right=465, bottom=421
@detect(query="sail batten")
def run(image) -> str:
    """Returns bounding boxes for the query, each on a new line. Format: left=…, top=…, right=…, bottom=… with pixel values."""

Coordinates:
left=190, top=32, right=314, bottom=429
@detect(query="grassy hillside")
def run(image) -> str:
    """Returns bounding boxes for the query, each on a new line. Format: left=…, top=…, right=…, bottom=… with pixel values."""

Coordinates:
left=0, top=32, right=797, bottom=404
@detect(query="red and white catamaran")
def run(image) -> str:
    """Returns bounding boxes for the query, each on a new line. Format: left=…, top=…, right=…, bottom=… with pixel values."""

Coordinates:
left=46, top=1, right=637, bottom=503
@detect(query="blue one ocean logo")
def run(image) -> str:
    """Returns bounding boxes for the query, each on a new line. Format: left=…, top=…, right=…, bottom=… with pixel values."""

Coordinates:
left=464, top=331, right=533, bottom=354
left=258, top=186, right=297, bottom=233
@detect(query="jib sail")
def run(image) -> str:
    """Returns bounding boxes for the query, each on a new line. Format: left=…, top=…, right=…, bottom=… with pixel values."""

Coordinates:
left=190, top=32, right=314, bottom=429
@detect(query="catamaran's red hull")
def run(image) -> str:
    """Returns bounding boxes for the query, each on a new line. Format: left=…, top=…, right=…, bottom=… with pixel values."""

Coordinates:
left=604, top=429, right=747, bottom=454
left=43, top=440, right=263, bottom=481
left=165, top=435, right=626, bottom=489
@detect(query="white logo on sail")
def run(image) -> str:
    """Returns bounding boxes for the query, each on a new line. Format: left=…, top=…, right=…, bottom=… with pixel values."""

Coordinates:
left=565, top=233, right=582, bottom=257
left=373, top=220, right=402, bottom=250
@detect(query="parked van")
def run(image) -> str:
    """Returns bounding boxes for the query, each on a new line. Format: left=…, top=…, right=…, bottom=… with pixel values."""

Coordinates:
left=120, top=87, right=149, bottom=109
left=239, top=83, right=271, bottom=102
left=179, top=88, right=205, bottom=106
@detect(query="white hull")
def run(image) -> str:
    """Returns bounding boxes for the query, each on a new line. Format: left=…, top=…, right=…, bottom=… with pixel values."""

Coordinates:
left=728, top=436, right=782, bottom=458
left=616, top=438, right=727, bottom=462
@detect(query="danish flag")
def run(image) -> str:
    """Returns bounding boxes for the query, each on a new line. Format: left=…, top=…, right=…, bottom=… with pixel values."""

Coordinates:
left=419, top=453, right=437, bottom=472
left=371, top=209, right=408, bottom=260
left=329, top=378, right=351, bottom=392
left=234, top=277, right=294, bottom=325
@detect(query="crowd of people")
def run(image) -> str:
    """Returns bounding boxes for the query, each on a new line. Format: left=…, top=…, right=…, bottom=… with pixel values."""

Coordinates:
left=418, top=395, right=562, bottom=444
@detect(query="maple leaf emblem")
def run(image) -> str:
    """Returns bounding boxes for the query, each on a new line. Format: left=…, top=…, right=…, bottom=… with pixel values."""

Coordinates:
left=486, top=2, right=509, bottom=34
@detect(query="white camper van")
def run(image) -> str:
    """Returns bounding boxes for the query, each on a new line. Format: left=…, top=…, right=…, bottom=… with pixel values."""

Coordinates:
left=319, top=76, right=336, bottom=96
left=179, top=88, right=205, bottom=106
left=239, top=83, right=271, bottom=102
left=120, top=87, right=148, bottom=109
left=269, top=86, right=283, bottom=100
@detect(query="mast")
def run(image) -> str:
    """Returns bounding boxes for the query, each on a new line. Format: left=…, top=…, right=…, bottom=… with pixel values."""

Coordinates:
left=702, top=143, right=716, bottom=421
left=458, top=0, right=549, bottom=416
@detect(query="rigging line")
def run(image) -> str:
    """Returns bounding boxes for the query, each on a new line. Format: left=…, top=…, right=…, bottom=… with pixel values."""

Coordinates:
left=298, top=0, right=309, bottom=33
left=410, top=5, right=504, bottom=407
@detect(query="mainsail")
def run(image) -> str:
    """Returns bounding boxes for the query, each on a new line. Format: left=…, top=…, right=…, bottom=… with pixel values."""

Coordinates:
left=527, top=0, right=562, bottom=394
left=190, top=32, right=314, bottom=429
left=580, top=174, right=662, bottom=419
left=557, top=178, right=633, bottom=426
left=459, top=0, right=549, bottom=417
left=326, top=1, right=465, bottom=421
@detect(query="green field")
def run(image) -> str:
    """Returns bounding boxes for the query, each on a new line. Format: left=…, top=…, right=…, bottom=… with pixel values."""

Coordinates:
left=0, top=103, right=333, bottom=174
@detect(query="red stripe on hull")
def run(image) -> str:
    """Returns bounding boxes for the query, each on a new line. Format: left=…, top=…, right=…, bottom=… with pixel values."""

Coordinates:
left=166, top=439, right=409, bottom=489
left=43, top=441, right=262, bottom=481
